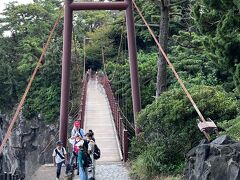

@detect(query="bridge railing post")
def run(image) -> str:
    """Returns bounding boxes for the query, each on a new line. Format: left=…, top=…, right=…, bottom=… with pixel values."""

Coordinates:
left=77, top=74, right=88, bottom=129
left=117, top=109, right=120, bottom=137
left=123, top=129, right=129, bottom=161
left=114, top=101, right=117, bottom=125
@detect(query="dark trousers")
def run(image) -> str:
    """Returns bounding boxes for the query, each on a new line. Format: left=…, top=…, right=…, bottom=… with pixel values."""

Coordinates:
left=56, top=161, right=64, bottom=178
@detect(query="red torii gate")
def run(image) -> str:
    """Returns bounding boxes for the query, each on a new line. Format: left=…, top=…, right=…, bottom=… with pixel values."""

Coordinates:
left=59, top=0, right=141, bottom=147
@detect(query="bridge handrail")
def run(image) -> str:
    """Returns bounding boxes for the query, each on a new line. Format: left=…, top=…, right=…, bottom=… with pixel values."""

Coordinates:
left=76, top=71, right=90, bottom=128
left=98, top=75, right=129, bottom=161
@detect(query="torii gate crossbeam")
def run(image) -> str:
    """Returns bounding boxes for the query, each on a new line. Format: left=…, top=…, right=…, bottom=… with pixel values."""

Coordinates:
left=59, top=0, right=141, bottom=147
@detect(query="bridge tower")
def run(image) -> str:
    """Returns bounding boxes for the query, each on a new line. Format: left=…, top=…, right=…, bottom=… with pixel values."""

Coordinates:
left=59, top=0, right=141, bottom=147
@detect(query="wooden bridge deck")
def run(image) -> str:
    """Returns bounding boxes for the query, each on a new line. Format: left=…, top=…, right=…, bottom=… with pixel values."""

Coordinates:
left=84, top=78, right=122, bottom=162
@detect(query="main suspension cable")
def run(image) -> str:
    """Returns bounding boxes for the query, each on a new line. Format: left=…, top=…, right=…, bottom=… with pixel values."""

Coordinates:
left=132, top=0, right=206, bottom=123
left=0, top=8, right=63, bottom=154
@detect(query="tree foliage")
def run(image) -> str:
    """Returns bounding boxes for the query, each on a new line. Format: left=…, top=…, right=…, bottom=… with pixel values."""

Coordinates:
left=193, top=0, right=240, bottom=92
left=0, top=0, right=63, bottom=121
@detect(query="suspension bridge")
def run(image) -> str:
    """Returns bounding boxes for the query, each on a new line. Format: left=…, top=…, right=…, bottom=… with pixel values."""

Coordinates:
left=0, top=0, right=218, bottom=179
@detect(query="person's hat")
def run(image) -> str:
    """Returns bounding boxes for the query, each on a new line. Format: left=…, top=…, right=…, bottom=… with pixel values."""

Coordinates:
left=56, top=140, right=63, bottom=145
left=74, top=121, right=80, bottom=128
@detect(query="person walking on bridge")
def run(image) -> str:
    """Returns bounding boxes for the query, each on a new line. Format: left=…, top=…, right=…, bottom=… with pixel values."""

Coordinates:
left=52, top=141, right=67, bottom=180
left=88, top=129, right=95, bottom=142
left=87, top=133, right=95, bottom=180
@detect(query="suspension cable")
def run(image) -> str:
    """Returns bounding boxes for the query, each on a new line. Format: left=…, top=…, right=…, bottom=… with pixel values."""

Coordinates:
left=0, top=8, right=63, bottom=154
left=110, top=19, right=125, bottom=81
left=132, top=1, right=206, bottom=123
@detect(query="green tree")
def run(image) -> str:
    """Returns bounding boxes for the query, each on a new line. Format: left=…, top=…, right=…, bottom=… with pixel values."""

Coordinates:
left=193, top=0, right=240, bottom=92
left=0, top=0, right=63, bottom=121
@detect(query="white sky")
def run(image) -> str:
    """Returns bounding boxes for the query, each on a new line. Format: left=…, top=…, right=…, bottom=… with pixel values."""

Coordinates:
left=0, top=0, right=33, bottom=13
left=0, top=0, right=33, bottom=36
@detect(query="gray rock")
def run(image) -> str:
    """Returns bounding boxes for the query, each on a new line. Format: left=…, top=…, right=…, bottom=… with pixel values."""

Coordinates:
left=184, top=135, right=240, bottom=180
left=211, top=135, right=237, bottom=145
left=0, top=112, right=59, bottom=180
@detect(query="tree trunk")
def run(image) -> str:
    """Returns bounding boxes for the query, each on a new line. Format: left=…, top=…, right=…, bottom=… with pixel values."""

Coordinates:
left=156, top=0, right=169, bottom=97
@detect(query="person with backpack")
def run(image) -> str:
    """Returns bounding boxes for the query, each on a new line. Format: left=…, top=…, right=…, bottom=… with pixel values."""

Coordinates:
left=52, top=141, right=69, bottom=180
left=87, top=133, right=95, bottom=180
left=71, top=121, right=86, bottom=139
left=77, top=141, right=89, bottom=180
left=86, top=131, right=100, bottom=161
left=88, top=129, right=95, bottom=142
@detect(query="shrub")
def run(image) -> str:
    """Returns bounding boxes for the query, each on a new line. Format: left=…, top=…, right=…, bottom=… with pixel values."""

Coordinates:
left=218, top=116, right=240, bottom=140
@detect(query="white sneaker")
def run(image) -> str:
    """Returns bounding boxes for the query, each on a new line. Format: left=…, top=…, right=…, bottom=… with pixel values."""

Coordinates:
left=56, top=178, right=59, bottom=180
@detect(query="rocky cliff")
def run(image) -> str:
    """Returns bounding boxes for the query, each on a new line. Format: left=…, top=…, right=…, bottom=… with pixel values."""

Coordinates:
left=184, top=135, right=240, bottom=180
left=0, top=112, right=58, bottom=179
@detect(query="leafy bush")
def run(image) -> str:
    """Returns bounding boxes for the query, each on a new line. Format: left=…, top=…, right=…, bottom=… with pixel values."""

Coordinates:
left=219, top=116, right=240, bottom=140
left=130, top=85, right=239, bottom=179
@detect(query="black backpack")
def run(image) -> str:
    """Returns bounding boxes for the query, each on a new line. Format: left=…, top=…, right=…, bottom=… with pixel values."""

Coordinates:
left=93, top=144, right=101, bottom=160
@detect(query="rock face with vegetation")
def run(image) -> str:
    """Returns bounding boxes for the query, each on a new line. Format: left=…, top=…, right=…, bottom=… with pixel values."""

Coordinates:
left=0, top=114, right=57, bottom=179
left=184, top=135, right=240, bottom=180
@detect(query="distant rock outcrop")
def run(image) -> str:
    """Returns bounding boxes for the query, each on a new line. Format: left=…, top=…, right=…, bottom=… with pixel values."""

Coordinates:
left=0, top=112, right=58, bottom=180
left=184, top=135, right=240, bottom=180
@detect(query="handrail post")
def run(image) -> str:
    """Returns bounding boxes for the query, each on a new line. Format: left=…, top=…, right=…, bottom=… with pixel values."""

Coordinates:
left=123, top=130, right=129, bottom=161
left=114, top=101, right=117, bottom=124
left=120, top=121, right=123, bottom=144
left=120, top=117, right=123, bottom=143
left=117, top=109, right=121, bottom=137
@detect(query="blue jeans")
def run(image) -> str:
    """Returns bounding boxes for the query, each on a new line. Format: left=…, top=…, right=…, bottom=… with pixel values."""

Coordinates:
left=79, top=167, right=88, bottom=180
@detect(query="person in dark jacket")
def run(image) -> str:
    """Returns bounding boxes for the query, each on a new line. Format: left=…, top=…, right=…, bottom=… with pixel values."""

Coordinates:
left=77, top=141, right=88, bottom=180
